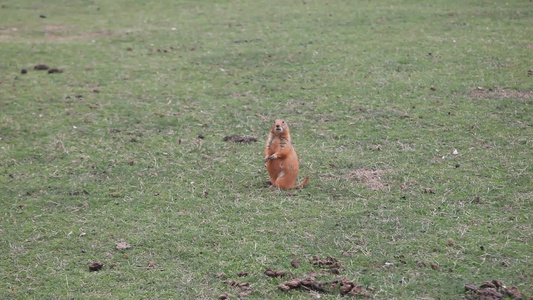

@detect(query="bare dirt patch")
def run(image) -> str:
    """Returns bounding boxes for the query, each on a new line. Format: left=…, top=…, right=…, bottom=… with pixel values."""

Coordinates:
left=345, top=168, right=393, bottom=190
left=44, top=24, right=70, bottom=32
left=471, top=87, right=533, bottom=100
left=223, top=135, right=257, bottom=144
left=46, top=30, right=112, bottom=41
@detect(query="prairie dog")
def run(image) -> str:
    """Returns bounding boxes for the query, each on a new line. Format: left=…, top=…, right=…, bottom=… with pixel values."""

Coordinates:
left=264, top=119, right=309, bottom=189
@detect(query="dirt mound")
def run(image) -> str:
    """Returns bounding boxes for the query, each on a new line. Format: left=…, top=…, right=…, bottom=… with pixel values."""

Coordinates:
left=465, top=279, right=523, bottom=300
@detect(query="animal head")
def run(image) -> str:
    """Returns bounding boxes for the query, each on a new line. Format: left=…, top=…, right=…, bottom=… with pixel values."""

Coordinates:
left=271, top=119, right=290, bottom=135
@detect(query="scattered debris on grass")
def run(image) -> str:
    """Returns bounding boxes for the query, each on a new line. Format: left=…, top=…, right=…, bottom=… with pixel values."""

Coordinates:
left=339, top=278, right=370, bottom=297
left=234, top=38, right=262, bottom=44
left=278, top=276, right=371, bottom=297
left=345, top=168, right=392, bottom=190
left=278, top=277, right=326, bottom=293
left=21, top=69, right=27, bottom=74
left=88, top=261, right=104, bottom=271
left=312, top=256, right=341, bottom=271
left=218, top=256, right=371, bottom=298
left=224, top=280, right=249, bottom=288
left=264, top=268, right=287, bottom=278
left=223, top=135, right=257, bottom=144
left=465, top=279, right=523, bottom=300
left=115, top=239, right=132, bottom=250
left=224, top=279, right=253, bottom=298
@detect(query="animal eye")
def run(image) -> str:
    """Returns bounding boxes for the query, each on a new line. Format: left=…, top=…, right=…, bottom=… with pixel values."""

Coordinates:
left=282, top=121, right=285, bottom=123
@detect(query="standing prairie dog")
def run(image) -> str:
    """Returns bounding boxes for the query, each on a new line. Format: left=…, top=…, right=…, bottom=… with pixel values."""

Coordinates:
left=264, top=119, right=309, bottom=189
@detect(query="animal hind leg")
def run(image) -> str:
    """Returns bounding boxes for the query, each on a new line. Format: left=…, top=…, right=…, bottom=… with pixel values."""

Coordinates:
left=273, top=171, right=295, bottom=189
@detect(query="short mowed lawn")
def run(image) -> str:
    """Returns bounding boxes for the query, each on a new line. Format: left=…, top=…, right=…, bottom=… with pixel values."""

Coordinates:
left=1, top=0, right=531, bottom=299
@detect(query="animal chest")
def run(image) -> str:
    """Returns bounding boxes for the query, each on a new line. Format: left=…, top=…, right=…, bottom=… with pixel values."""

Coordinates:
left=268, top=136, right=289, bottom=155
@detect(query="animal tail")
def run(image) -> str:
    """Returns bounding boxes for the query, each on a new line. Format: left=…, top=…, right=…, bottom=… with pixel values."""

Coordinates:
left=293, top=175, right=310, bottom=189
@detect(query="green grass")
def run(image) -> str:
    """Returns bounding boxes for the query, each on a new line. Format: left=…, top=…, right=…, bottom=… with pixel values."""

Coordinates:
left=1, top=0, right=532, bottom=298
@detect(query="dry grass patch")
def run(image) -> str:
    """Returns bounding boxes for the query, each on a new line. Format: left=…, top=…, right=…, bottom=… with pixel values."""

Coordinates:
left=344, top=168, right=394, bottom=191
left=471, top=87, right=533, bottom=100
left=0, top=24, right=112, bottom=42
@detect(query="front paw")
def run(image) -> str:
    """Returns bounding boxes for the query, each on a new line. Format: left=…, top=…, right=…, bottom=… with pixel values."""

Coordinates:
left=265, top=154, right=277, bottom=162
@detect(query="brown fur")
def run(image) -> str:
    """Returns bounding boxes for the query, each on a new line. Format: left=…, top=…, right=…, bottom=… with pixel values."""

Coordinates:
left=264, top=119, right=309, bottom=189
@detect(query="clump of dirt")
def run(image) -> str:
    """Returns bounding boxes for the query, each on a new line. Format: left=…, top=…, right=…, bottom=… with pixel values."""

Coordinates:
left=424, top=187, right=436, bottom=194
left=465, top=279, right=524, bottom=300
left=218, top=292, right=229, bottom=300
left=264, top=268, right=287, bottom=278
left=471, top=87, right=533, bottom=100
left=223, top=135, right=257, bottom=144
left=290, top=259, right=301, bottom=268
left=237, top=271, right=248, bottom=277
left=312, top=256, right=340, bottom=268
left=48, top=68, right=63, bottom=74
left=345, top=168, right=392, bottom=190
left=115, top=239, right=132, bottom=250
left=224, top=279, right=250, bottom=288
left=224, top=280, right=252, bottom=298
left=278, top=277, right=326, bottom=293
left=34, top=64, right=50, bottom=70
left=278, top=276, right=370, bottom=296
left=339, top=278, right=370, bottom=297
left=88, top=261, right=104, bottom=271
left=312, top=256, right=342, bottom=274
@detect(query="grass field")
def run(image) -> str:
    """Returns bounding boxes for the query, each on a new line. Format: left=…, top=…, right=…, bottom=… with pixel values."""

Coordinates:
left=1, top=0, right=532, bottom=299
